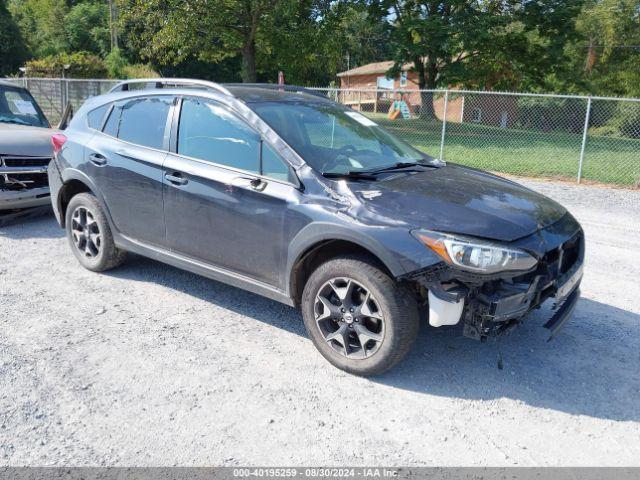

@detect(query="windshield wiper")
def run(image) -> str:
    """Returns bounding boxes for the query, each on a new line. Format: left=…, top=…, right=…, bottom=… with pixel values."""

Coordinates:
left=322, top=171, right=379, bottom=180
left=360, top=161, right=438, bottom=175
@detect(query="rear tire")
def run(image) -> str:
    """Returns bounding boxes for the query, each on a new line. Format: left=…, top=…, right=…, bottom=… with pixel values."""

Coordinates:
left=65, top=193, right=126, bottom=272
left=301, top=254, right=419, bottom=376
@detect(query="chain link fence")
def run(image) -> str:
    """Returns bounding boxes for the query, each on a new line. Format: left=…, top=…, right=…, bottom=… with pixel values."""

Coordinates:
left=3, top=78, right=639, bottom=187
left=318, top=87, right=640, bottom=187
left=2, top=78, right=117, bottom=125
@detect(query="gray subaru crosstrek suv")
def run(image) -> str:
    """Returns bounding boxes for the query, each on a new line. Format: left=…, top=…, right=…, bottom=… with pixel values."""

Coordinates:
left=48, top=79, right=584, bottom=376
left=0, top=80, right=55, bottom=212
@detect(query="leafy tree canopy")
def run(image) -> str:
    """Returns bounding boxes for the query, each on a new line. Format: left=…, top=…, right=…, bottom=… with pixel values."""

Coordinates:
left=0, top=0, right=27, bottom=75
left=1, top=0, right=638, bottom=97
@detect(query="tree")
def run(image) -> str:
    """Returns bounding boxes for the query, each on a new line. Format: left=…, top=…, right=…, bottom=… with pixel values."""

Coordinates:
left=256, top=0, right=334, bottom=84
left=9, top=0, right=68, bottom=57
left=323, top=2, right=392, bottom=80
left=370, top=1, right=508, bottom=87
left=65, top=1, right=110, bottom=56
left=572, top=0, right=640, bottom=97
left=369, top=0, right=586, bottom=115
left=367, top=0, right=517, bottom=116
left=234, top=1, right=391, bottom=86
left=118, top=0, right=285, bottom=82
left=0, top=0, right=27, bottom=75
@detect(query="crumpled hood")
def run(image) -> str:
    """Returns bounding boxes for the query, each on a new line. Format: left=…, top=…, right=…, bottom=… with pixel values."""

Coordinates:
left=0, top=124, right=55, bottom=157
left=346, top=164, right=567, bottom=242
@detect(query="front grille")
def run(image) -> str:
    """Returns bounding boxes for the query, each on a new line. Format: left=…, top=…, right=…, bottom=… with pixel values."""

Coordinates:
left=0, top=155, right=51, bottom=191
left=3, top=156, right=51, bottom=168
left=539, top=231, right=583, bottom=279
left=559, top=232, right=582, bottom=274
left=513, top=230, right=583, bottom=287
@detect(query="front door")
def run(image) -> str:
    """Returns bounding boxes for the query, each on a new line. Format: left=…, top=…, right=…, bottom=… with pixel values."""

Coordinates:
left=85, top=95, right=173, bottom=246
left=162, top=97, right=298, bottom=288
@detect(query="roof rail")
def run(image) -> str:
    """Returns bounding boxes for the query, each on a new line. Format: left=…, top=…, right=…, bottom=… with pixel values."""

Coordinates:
left=225, top=83, right=327, bottom=99
left=108, top=78, right=233, bottom=96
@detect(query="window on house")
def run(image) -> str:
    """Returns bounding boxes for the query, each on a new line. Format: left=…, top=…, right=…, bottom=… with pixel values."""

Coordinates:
left=400, top=72, right=408, bottom=87
left=376, top=76, right=394, bottom=90
left=471, top=108, right=483, bottom=123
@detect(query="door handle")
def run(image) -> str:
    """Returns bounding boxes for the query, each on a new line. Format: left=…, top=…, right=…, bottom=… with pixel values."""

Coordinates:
left=165, top=172, right=188, bottom=186
left=88, top=153, right=107, bottom=166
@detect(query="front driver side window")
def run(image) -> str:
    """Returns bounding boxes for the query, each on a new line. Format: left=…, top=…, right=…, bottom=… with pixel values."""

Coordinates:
left=178, top=98, right=260, bottom=174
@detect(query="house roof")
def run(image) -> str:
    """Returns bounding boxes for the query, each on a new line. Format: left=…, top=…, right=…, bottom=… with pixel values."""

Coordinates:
left=337, top=61, right=413, bottom=77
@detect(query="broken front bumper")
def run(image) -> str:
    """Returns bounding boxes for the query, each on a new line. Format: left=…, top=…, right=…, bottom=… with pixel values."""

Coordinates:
left=0, top=156, right=52, bottom=211
left=461, top=258, right=583, bottom=341
left=0, top=186, right=51, bottom=211
left=409, top=225, right=585, bottom=341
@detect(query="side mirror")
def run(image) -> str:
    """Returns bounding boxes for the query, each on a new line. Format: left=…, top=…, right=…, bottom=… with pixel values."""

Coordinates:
left=57, top=102, right=74, bottom=130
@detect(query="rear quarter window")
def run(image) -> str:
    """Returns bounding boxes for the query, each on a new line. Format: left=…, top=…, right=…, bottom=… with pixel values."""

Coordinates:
left=87, top=104, right=109, bottom=130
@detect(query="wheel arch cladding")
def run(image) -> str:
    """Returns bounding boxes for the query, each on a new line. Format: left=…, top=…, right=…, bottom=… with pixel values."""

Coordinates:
left=58, top=169, right=115, bottom=229
left=58, top=179, right=94, bottom=228
left=287, top=227, right=402, bottom=306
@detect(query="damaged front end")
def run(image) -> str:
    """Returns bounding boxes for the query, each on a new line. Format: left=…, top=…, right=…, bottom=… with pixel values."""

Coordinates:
left=405, top=215, right=585, bottom=342
left=0, top=155, right=52, bottom=211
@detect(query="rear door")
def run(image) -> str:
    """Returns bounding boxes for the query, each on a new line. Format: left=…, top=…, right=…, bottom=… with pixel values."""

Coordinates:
left=85, top=95, right=174, bottom=246
left=162, top=96, right=299, bottom=287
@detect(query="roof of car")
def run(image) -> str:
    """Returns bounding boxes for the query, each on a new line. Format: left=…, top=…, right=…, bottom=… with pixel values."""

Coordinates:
left=103, top=79, right=334, bottom=106
left=224, top=85, right=334, bottom=104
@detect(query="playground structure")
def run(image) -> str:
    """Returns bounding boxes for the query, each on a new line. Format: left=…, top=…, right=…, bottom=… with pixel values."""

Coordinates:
left=337, top=89, right=417, bottom=118
left=388, top=95, right=413, bottom=120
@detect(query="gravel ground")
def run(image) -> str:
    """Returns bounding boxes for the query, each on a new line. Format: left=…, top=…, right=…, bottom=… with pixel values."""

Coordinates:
left=1, top=178, right=639, bottom=466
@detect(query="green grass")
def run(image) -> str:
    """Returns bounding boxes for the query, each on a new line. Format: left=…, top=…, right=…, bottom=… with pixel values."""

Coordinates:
left=367, top=114, right=640, bottom=187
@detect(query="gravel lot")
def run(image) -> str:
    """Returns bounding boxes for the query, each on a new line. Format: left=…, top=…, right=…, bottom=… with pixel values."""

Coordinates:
left=1, top=178, right=639, bottom=466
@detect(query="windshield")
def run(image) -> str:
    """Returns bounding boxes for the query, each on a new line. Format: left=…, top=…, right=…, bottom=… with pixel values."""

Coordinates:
left=251, top=101, right=435, bottom=175
left=0, top=85, right=49, bottom=128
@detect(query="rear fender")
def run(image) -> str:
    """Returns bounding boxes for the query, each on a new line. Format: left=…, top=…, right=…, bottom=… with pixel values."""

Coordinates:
left=57, top=168, right=117, bottom=232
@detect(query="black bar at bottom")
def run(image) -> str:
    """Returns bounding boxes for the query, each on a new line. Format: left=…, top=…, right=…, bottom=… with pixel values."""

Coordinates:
left=544, top=287, right=581, bottom=341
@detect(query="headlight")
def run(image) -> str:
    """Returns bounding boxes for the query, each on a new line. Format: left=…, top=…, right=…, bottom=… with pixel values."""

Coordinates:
left=412, top=229, right=537, bottom=274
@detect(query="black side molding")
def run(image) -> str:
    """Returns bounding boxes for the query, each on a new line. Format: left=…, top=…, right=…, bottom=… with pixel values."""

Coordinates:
left=544, top=287, right=581, bottom=341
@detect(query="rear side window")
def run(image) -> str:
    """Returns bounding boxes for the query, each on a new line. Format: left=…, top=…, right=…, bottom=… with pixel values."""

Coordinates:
left=87, top=104, right=109, bottom=130
left=178, top=97, right=260, bottom=173
left=117, top=96, right=172, bottom=149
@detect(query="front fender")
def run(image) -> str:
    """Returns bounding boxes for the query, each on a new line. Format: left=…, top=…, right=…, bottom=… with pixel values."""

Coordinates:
left=285, top=221, right=443, bottom=296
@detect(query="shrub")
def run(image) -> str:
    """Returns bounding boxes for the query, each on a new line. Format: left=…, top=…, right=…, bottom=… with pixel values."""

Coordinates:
left=24, top=51, right=107, bottom=78
left=121, top=63, right=159, bottom=79
left=105, top=48, right=128, bottom=79
left=515, top=96, right=587, bottom=134
left=590, top=102, right=640, bottom=139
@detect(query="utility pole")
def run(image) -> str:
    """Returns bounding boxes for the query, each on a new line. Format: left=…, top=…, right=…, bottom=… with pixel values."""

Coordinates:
left=109, top=0, right=119, bottom=50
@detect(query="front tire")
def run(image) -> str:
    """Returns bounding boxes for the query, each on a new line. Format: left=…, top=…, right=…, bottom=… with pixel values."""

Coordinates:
left=301, top=255, right=419, bottom=376
left=65, top=193, right=126, bottom=272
